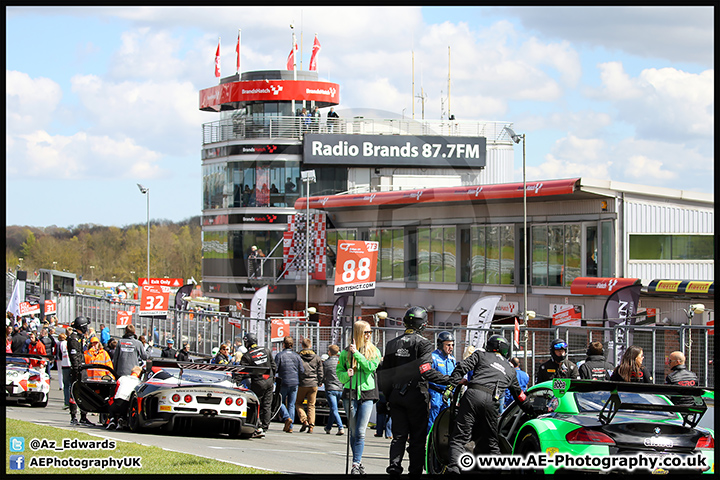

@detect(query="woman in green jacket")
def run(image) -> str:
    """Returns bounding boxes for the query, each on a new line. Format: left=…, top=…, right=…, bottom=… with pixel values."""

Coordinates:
left=337, top=320, right=380, bottom=475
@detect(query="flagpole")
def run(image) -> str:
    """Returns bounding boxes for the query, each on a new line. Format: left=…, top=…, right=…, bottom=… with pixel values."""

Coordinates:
left=237, top=29, right=241, bottom=75
left=291, top=24, right=296, bottom=115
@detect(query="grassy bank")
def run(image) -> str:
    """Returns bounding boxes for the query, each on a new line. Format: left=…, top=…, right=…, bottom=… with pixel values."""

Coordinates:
left=6, top=418, right=277, bottom=475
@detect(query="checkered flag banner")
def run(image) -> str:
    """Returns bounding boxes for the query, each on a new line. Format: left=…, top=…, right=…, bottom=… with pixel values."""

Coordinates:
left=283, top=212, right=326, bottom=280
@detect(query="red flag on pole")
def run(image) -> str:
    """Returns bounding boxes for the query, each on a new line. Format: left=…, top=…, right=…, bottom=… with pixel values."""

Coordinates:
left=309, top=34, right=321, bottom=71
left=286, top=37, right=297, bottom=70
left=215, top=38, right=221, bottom=78
left=236, top=30, right=241, bottom=74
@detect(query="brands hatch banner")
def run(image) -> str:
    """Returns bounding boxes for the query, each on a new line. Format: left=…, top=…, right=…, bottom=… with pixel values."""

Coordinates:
left=303, top=134, right=486, bottom=168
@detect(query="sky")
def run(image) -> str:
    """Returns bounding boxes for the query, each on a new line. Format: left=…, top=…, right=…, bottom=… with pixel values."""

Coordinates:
left=6, top=6, right=714, bottom=229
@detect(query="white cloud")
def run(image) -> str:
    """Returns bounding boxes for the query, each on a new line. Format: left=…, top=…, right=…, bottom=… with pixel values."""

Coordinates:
left=70, top=74, right=204, bottom=155
left=592, top=62, right=714, bottom=142
left=6, top=70, right=63, bottom=133
left=6, top=130, right=165, bottom=180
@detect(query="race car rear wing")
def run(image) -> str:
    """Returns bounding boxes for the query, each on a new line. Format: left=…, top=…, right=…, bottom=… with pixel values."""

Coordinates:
left=549, top=379, right=711, bottom=428
left=6, top=353, right=55, bottom=365
left=146, top=358, right=271, bottom=382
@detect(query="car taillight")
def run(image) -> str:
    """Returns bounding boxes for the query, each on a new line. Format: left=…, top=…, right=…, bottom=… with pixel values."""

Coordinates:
left=566, top=428, right=616, bottom=445
left=184, top=394, right=192, bottom=403
left=225, top=397, right=233, bottom=406
left=236, top=397, right=244, bottom=406
left=696, top=434, right=714, bottom=449
left=171, top=394, right=181, bottom=403
left=29, top=374, right=42, bottom=382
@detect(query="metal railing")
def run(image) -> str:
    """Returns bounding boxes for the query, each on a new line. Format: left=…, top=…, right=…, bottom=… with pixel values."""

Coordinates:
left=202, top=116, right=513, bottom=144
left=63, top=294, right=715, bottom=388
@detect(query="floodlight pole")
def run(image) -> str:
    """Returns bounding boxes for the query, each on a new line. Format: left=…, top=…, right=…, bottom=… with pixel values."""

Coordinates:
left=137, top=184, right=150, bottom=281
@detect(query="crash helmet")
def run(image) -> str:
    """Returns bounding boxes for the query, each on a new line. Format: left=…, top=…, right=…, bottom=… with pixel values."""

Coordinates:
left=550, top=338, right=568, bottom=362
left=436, top=331, right=454, bottom=350
left=403, top=306, right=428, bottom=331
left=212, top=346, right=220, bottom=356
left=166, top=338, right=174, bottom=345
left=71, top=316, right=89, bottom=334
left=485, top=334, right=510, bottom=358
left=243, top=332, right=258, bottom=349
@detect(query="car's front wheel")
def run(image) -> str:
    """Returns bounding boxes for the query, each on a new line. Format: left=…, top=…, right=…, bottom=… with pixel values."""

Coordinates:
left=128, top=396, right=143, bottom=432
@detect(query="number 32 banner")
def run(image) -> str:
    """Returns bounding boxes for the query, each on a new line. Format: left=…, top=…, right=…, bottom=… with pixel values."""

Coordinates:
left=333, top=240, right=378, bottom=295
left=140, top=285, right=171, bottom=317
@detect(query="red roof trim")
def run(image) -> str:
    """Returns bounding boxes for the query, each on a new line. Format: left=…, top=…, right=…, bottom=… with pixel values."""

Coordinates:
left=295, top=178, right=580, bottom=210
left=570, top=277, right=642, bottom=296
left=200, top=79, right=340, bottom=110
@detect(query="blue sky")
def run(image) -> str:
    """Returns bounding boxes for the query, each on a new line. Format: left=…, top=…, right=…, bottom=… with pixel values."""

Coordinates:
left=6, top=6, right=714, bottom=228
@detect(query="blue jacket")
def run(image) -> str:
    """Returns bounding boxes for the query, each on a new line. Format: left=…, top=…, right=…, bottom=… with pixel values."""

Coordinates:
left=274, top=348, right=305, bottom=388
left=429, top=349, right=457, bottom=408
left=100, top=326, right=111, bottom=346
left=503, top=367, right=529, bottom=408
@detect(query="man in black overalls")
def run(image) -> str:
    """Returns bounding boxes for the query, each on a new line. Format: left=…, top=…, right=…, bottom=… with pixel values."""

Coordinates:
left=379, top=306, right=449, bottom=475
left=445, top=335, right=534, bottom=473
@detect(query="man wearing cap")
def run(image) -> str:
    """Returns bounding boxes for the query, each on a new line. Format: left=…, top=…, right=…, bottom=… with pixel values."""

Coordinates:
left=161, top=338, right=177, bottom=359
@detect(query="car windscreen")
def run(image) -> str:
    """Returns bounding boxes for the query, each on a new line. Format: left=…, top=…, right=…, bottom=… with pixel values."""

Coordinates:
left=152, top=367, right=232, bottom=384
left=575, top=391, right=675, bottom=418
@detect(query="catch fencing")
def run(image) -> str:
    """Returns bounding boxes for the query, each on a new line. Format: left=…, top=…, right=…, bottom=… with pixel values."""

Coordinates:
left=71, top=294, right=713, bottom=388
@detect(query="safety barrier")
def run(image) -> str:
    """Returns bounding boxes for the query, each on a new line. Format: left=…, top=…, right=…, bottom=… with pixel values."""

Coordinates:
left=71, top=294, right=713, bottom=388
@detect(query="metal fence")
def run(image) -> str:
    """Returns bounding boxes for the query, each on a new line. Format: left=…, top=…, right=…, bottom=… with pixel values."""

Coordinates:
left=71, top=294, right=713, bottom=388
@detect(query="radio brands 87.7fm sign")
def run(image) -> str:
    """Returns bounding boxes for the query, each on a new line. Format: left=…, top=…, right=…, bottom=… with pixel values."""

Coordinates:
left=333, top=240, right=379, bottom=295
left=139, top=285, right=171, bottom=317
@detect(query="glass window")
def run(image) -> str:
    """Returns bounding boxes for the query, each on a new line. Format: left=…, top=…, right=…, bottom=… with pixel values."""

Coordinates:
left=444, top=227, right=456, bottom=283
left=565, top=224, right=581, bottom=286
left=486, top=226, right=500, bottom=284
left=499, top=225, right=514, bottom=285
left=629, top=234, right=713, bottom=261
left=601, top=221, right=613, bottom=277
left=203, top=164, right=226, bottom=210
left=548, top=225, right=564, bottom=287
left=532, top=225, right=548, bottom=286
left=471, top=226, right=486, bottom=284
left=392, top=229, right=405, bottom=280
left=418, top=227, right=431, bottom=282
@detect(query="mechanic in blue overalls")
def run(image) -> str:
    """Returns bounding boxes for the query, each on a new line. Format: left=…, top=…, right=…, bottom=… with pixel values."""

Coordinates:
left=427, top=331, right=457, bottom=432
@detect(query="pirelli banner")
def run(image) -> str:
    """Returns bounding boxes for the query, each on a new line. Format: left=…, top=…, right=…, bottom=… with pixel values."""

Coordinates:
left=303, top=134, right=486, bottom=168
left=647, top=279, right=714, bottom=296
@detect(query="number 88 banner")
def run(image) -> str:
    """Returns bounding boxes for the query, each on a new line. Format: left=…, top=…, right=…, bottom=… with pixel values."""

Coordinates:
left=333, top=240, right=379, bottom=295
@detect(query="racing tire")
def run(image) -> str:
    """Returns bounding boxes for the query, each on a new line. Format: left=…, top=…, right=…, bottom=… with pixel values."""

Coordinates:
left=517, top=429, right=543, bottom=474
left=128, top=395, right=143, bottom=433
left=31, top=397, right=48, bottom=408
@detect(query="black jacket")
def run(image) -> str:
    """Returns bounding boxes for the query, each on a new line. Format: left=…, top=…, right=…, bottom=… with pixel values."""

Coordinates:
left=665, top=364, right=698, bottom=386
left=450, top=350, right=528, bottom=408
left=67, top=331, right=85, bottom=370
left=610, top=365, right=653, bottom=383
left=579, top=355, right=614, bottom=380
left=161, top=346, right=177, bottom=358
left=537, top=358, right=580, bottom=383
left=176, top=349, right=191, bottom=362
left=240, top=345, right=276, bottom=390
left=379, top=330, right=449, bottom=400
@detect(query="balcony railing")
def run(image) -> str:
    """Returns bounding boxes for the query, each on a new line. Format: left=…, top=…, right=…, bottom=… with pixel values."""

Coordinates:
left=202, top=115, right=513, bottom=145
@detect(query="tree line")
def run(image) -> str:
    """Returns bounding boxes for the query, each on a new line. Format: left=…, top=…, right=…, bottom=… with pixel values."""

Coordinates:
left=5, top=217, right=202, bottom=284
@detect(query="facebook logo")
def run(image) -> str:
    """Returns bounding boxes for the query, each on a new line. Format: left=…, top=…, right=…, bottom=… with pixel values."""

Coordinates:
left=10, top=455, right=25, bottom=470
left=10, top=437, right=25, bottom=452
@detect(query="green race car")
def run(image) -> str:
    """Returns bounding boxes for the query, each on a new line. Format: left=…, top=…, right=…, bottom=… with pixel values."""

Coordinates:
left=427, top=379, right=714, bottom=474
